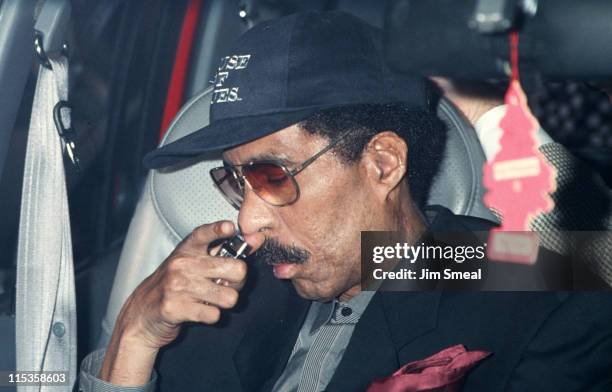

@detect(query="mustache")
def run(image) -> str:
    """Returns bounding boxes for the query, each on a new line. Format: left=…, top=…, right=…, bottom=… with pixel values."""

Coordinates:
left=251, top=238, right=310, bottom=265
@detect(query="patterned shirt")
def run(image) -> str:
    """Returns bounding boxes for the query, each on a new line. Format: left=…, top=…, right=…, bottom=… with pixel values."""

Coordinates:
left=271, top=290, right=375, bottom=391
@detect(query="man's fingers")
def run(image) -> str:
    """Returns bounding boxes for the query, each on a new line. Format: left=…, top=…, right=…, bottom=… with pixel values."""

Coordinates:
left=190, top=303, right=222, bottom=324
left=162, top=296, right=222, bottom=325
left=185, top=221, right=236, bottom=250
left=202, top=257, right=248, bottom=283
left=163, top=253, right=247, bottom=297
left=164, top=278, right=239, bottom=310
left=190, top=279, right=240, bottom=309
left=162, top=256, right=245, bottom=306
left=168, top=255, right=247, bottom=283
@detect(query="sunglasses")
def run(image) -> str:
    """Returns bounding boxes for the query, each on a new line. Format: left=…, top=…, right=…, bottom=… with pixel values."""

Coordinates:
left=210, top=131, right=352, bottom=209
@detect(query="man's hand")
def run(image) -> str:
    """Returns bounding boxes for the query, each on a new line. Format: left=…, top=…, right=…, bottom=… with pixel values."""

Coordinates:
left=98, top=221, right=263, bottom=386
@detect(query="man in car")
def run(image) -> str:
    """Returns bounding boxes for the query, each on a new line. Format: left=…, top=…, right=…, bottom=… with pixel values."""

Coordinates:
left=79, top=11, right=612, bottom=391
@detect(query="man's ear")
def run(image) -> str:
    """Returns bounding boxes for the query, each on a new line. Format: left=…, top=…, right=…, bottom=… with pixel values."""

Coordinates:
left=362, top=131, right=408, bottom=200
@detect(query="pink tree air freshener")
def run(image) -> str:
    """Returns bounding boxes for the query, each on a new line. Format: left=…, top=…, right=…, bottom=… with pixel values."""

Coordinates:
left=483, top=32, right=557, bottom=264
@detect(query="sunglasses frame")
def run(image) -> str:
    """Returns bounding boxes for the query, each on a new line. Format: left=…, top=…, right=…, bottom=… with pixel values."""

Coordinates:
left=209, top=130, right=353, bottom=209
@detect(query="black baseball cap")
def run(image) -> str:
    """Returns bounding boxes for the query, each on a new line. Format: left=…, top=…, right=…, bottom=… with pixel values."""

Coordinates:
left=143, top=11, right=427, bottom=169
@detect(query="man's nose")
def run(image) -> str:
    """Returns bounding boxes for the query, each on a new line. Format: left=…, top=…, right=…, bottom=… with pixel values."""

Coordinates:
left=238, top=185, right=275, bottom=236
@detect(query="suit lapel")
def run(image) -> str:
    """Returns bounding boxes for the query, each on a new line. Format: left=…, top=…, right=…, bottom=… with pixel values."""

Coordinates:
left=380, top=292, right=441, bottom=350
left=325, top=292, right=441, bottom=391
left=233, top=279, right=309, bottom=392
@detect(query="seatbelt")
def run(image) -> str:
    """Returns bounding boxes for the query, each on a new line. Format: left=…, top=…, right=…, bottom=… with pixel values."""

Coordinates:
left=15, top=55, right=77, bottom=390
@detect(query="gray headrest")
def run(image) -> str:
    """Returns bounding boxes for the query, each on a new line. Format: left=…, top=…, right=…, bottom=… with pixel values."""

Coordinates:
left=430, top=98, right=496, bottom=221
left=150, top=88, right=237, bottom=241
left=150, top=87, right=495, bottom=240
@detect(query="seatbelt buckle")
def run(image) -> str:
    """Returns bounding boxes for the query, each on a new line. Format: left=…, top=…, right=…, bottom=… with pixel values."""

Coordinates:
left=53, top=100, right=80, bottom=172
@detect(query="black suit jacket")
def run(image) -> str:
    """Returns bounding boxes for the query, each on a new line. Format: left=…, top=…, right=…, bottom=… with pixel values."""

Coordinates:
left=155, top=207, right=612, bottom=391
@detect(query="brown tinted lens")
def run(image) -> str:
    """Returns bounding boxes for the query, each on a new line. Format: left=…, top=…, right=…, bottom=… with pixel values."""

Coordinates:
left=243, top=162, right=297, bottom=206
left=210, top=167, right=244, bottom=208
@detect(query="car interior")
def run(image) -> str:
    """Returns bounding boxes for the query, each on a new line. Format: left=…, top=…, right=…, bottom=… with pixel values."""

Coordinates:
left=0, top=0, right=611, bottom=385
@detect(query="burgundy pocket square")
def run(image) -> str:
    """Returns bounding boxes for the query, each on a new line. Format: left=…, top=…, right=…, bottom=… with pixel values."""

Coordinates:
left=367, top=344, right=491, bottom=392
